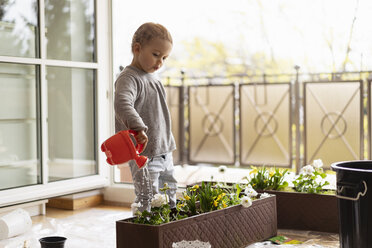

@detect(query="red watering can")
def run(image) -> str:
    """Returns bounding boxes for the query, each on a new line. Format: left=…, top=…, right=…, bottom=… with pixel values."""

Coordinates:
left=101, top=130, right=147, bottom=168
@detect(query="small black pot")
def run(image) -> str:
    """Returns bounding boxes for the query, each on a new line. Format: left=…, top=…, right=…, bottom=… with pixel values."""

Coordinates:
left=39, top=236, right=67, bottom=248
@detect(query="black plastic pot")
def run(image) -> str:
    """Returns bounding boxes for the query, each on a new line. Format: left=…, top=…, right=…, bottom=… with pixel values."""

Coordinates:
left=39, top=236, right=67, bottom=248
left=331, top=160, right=372, bottom=248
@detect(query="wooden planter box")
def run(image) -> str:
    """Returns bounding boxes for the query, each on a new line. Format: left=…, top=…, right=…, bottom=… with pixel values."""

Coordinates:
left=116, top=196, right=277, bottom=248
left=263, top=190, right=339, bottom=233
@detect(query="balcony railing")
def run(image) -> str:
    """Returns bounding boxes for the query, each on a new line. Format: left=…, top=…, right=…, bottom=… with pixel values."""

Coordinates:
left=164, top=69, right=372, bottom=172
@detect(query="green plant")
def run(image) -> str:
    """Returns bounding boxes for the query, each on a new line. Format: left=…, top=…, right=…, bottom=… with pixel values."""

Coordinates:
left=132, top=185, right=172, bottom=225
left=244, top=166, right=289, bottom=191
left=293, top=159, right=330, bottom=194
left=223, top=183, right=244, bottom=206
left=178, top=184, right=199, bottom=215
left=198, top=181, right=225, bottom=212
left=130, top=181, right=263, bottom=226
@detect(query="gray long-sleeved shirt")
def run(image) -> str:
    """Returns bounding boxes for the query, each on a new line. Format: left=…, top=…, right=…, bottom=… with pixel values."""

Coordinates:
left=114, top=66, right=176, bottom=157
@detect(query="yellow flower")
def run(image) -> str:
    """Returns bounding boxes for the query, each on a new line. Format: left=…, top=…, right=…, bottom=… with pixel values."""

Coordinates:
left=213, top=200, right=218, bottom=207
left=269, top=171, right=274, bottom=177
left=222, top=200, right=227, bottom=208
left=191, top=185, right=199, bottom=191
left=184, top=195, right=191, bottom=201
left=249, top=166, right=258, bottom=175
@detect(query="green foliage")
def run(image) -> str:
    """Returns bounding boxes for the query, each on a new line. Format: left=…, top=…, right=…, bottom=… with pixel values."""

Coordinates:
left=293, top=165, right=330, bottom=194
left=164, top=37, right=294, bottom=79
left=132, top=185, right=172, bottom=225
left=179, top=185, right=199, bottom=215
left=133, top=204, right=171, bottom=225
left=225, top=183, right=244, bottom=206
left=244, top=166, right=289, bottom=191
left=131, top=181, right=249, bottom=226
left=198, top=182, right=227, bottom=213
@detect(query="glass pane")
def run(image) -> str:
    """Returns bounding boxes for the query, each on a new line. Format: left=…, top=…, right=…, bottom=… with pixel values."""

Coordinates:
left=45, top=0, right=95, bottom=62
left=240, top=83, right=291, bottom=167
left=0, top=63, right=40, bottom=190
left=189, top=85, right=235, bottom=164
left=114, top=163, right=132, bottom=184
left=305, top=82, right=361, bottom=169
left=46, top=66, right=96, bottom=181
left=0, top=0, right=38, bottom=58
left=166, top=86, right=181, bottom=164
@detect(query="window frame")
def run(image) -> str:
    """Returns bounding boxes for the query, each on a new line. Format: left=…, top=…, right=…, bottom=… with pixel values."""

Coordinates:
left=0, top=0, right=112, bottom=207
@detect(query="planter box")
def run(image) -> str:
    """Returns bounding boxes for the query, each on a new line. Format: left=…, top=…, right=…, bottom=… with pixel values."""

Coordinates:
left=187, top=181, right=339, bottom=233
left=264, top=190, right=339, bottom=233
left=116, top=196, right=277, bottom=248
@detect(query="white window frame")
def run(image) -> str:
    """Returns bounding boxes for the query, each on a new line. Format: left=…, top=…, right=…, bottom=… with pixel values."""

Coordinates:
left=0, top=0, right=112, bottom=207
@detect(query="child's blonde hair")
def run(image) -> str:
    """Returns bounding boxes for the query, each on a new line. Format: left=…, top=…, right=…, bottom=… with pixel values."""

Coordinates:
left=131, top=22, right=173, bottom=52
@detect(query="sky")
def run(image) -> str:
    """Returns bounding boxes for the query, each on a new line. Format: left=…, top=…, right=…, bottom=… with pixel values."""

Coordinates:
left=113, top=0, right=372, bottom=75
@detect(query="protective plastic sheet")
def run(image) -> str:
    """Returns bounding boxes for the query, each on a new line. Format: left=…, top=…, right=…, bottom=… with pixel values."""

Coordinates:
left=246, top=229, right=339, bottom=248
left=246, top=243, right=338, bottom=248
left=0, top=208, right=339, bottom=248
left=0, top=209, right=32, bottom=240
left=0, top=208, right=132, bottom=248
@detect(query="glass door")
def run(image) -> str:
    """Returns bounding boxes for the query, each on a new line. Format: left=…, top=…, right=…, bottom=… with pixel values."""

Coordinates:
left=0, top=0, right=111, bottom=207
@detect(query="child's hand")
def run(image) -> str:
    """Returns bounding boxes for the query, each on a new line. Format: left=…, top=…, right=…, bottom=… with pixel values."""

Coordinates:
left=135, top=130, right=148, bottom=151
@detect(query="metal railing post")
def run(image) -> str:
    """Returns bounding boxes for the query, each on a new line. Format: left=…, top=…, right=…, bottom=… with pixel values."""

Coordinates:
left=180, top=70, right=187, bottom=165
left=294, top=65, right=301, bottom=173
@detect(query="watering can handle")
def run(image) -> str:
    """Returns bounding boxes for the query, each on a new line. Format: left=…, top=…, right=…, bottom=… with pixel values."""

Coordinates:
left=128, top=130, right=145, bottom=154
left=336, top=180, right=367, bottom=201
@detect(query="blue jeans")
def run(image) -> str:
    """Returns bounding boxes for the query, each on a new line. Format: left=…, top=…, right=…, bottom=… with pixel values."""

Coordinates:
left=129, top=152, right=177, bottom=212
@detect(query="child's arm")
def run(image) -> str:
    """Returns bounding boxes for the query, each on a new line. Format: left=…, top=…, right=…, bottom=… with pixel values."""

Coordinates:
left=114, top=74, right=148, bottom=136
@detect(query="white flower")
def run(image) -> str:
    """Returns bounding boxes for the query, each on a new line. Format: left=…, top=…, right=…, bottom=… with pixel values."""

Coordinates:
left=244, top=185, right=258, bottom=198
left=241, top=196, right=252, bottom=208
left=151, top=193, right=168, bottom=208
left=313, top=159, right=323, bottom=169
left=218, top=165, right=227, bottom=173
left=314, top=175, right=324, bottom=185
left=131, top=202, right=142, bottom=215
left=260, top=192, right=271, bottom=199
left=300, top=165, right=315, bottom=176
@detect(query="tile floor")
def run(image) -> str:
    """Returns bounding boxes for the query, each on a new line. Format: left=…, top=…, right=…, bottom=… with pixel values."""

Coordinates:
left=0, top=205, right=339, bottom=248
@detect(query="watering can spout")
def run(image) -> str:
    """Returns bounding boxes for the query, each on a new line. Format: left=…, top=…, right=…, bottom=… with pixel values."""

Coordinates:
left=135, top=156, right=147, bottom=169
left=101, top=130, right=148, bottom=168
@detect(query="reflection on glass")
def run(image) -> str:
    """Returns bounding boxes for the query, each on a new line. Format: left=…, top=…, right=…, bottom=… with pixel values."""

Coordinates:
left=45, top=0, right=95, bottom=62
left=0, top=0, right=38, bottom=58
left=0, top=63, right=40, bottom=190
left=46, top=66, right=96, bottom=181
left=114, top=163, right=133, bottom=184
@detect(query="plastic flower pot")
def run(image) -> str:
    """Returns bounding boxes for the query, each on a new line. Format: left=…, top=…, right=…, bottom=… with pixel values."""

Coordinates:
left=116, top=195, right=277, bottom=248
left=263, top=189, right=338, bottom=233
left=39, top=236, right=67, bottom=248
left=332, top=160, right=372, bottom=248
left=188, top=181, right=339, bottom=233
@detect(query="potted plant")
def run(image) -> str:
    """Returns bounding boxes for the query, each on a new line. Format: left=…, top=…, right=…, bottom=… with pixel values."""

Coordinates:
left=116, top=182, right=277, bottom=248
left=244, top=159, right=338, bottom=233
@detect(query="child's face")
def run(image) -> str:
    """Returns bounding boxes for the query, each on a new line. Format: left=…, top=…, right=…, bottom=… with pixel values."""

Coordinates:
left=133, top=38, right=172, bottom=73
